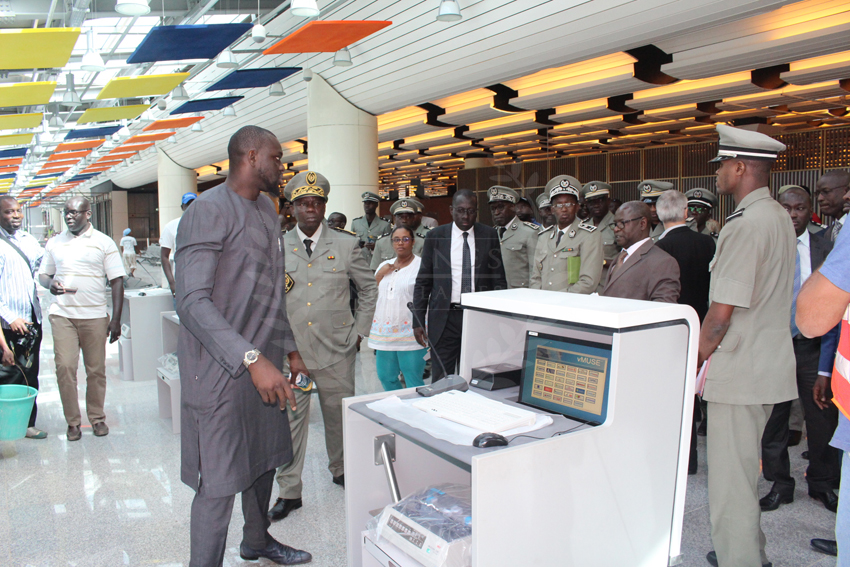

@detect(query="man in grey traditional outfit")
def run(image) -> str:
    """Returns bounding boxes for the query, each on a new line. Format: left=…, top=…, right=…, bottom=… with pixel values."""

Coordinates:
left=176, top=125, right=312, bottom=566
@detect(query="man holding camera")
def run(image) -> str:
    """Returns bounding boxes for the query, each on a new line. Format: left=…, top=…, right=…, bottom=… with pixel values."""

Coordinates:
left=0, top=196, right=46, bottom=439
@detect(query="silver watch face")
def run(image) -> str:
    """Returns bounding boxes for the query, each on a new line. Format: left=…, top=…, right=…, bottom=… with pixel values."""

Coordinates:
left=245, top=349, right=260, bottom=366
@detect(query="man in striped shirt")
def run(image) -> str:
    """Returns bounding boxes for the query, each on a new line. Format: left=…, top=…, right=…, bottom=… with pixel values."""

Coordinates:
left=38, top=196, right=125, bottom=442
left=0, top=196, right=46, bottom=439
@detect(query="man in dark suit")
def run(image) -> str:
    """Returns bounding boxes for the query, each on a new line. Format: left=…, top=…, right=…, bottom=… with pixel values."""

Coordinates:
left=759, top=185, right=841, bottom=513
left=815, top=170, right=849, bottom=242
left=655, top=190, right=716, bottom=475
left=413, top=189, right=507, bottom=379
left=600, top=201, right=680, bottom=303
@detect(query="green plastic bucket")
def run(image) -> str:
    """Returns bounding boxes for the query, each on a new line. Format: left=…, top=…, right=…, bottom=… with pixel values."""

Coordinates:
left=0, top=384, right=37, bottom=441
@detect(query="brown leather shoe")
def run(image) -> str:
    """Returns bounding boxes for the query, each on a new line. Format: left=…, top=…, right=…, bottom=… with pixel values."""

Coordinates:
left=67, top=425, right=82, bottom=441
left=92, top=422, right=109, bottom=437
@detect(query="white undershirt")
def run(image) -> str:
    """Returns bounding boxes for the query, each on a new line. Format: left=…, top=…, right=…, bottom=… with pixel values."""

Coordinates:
left=622, top=237, right=651, bottom=266
left=450, top=223, right=476, bottom=303
left=296, top=223, right=323, bottom=244
left=798, top=229, right=812, bottom=282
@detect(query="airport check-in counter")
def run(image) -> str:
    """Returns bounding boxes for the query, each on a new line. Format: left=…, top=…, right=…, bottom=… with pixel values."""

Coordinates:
left=344, top=289, right=698, bottom=567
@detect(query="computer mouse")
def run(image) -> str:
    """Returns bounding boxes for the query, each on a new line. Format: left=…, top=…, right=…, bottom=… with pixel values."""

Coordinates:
left=473, top=432, right=509, bottom=448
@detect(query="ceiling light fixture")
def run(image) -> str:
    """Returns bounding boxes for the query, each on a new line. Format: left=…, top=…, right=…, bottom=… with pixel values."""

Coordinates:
left=216, top=49, right=238, bottom=69
left=81, top=29, right=106, bottom=72
left=290, top=0, right=320, bottom=18
left=269, top=81, right=286, bottom=96
left=333, top=47, right=352, bottom=67
left=61, top=73, right=82, bottom=108
left=115, top=0, right=150, bottom=16
left=191, top=121, right=203, bottom=132
left=436, top=0, right=462, bottom=22
left=171, top=84, right=190, bottom=101
left=223, top=106, right=236, bottom=117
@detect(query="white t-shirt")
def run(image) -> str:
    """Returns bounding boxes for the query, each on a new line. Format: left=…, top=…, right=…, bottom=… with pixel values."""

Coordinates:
left=120, top=235, right=137, bottom=255
left=40, top=225, right=126, bottom=319
left=160, top=216, right=181, bottom=286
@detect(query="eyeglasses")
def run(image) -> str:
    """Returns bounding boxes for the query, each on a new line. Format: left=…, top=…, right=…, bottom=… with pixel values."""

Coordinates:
left=608, top=217, right=643, bottom=230
left=452, top=207, right=476, bottom=216
left=391, top=237, right=412, bottom=244
left=552, top=202, right=577, bottom=210
left=63, top=209, right=89, bottom=216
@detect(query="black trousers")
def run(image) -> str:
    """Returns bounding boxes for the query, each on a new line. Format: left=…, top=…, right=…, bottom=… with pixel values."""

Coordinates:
left=761, top=336, right=841, bottom=495
left=431, top=309, right=464, bottom=380
left=0, top=322, right=42, bottom=428
left=189, top=468, right=276, bottom=567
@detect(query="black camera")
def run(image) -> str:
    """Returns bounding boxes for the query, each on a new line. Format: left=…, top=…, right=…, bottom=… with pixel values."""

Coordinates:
left=10, top=324, right=39, bottom=367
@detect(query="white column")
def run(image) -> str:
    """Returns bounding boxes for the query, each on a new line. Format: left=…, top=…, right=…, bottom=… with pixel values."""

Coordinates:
left=112, top=190, right=128, bottom=245
left=157, top=147, right=197, bottom=231
left=307, top=74, right=378, bottom=222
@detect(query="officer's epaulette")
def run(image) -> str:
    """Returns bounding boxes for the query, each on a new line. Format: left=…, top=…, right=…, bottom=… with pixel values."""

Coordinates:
left=375, top=231, right=392, bottom=240
left=538, top=225, right=555, bottom=235
left=523, top=221, right=540, bottom=230
left=726, top=209, right=744, bottom=223
left=331, top=226, right=357, bottom=236
left=418, top=225, right=432, bottom=234
left=578, top=221, right=597, bottom=233
left=353, top=216, right=363, bottom=220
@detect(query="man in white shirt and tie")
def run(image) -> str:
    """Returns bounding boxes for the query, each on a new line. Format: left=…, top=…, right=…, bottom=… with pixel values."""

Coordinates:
left=759, top=185, right=841, bottom=514
left=413, top=190, right=507, bottom=379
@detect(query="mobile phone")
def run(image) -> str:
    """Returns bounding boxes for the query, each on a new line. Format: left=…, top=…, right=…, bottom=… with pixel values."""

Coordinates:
left=64, top=288, right=78, bottom=294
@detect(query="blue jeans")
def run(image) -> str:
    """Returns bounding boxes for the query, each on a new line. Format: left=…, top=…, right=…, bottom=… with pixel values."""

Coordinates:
left=838, top=451, right=850, bottom=566
left=375, top=349, right=427, bottom=391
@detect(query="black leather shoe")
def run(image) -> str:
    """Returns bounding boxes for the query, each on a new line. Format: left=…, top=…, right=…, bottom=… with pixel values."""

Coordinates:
left=802, top=450, right=809, bottom=460
left=268, top=497, right=302, bottom=521
left=759, top=490, right=793, bottom=511
left=706, top=551, right=771, bottom=567
left=333, top=474, right=345, bottom=487
left=788, top=429, right=803, bottom=446
left=810, top=538, right=838, bottom=556
left=810, top=490, right=839, bottom=512
left=240, top=539, right=312, bottom=565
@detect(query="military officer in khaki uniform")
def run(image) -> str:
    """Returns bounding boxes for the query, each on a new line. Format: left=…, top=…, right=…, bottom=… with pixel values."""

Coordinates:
left=270, top=171, right=377, bottom=520
left=698, top=125, right=797, bottom=567
left=370, top=199, right=431, bottom=270
left=686, top=188, right=721, bottom=239
left=582, top=181, right=620, bottom=291
left=536, top=192, right=555, bottom=228
left=488, top=185, right=539, bottom=288
left=351, top=191, right=391, bottom=261
left=530, top=175, right=603, bottom=293
left=638, top=180, right=675, bottom=241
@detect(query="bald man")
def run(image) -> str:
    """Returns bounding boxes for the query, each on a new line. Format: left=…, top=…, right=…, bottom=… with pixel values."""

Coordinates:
left=39, top=196, right=126, bottom=441
left=600, top=201, right=680, bottom=303
left=816, top=170, right=850, bottom=242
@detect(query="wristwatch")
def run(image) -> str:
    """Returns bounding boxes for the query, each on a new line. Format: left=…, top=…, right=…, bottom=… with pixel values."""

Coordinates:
left=243, top=348, right=261, bottom=369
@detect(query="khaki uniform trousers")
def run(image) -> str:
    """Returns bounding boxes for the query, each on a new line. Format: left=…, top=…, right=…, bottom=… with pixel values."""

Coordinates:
left=49, top=314, right=109, bottom=427
left=275, top=351, right=356, bottom=499
left=707, top=402, right=773, bottom=567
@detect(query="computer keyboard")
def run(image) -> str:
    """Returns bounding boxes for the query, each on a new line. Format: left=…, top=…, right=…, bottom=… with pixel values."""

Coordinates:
left=412, top=391, right=537, bottom=433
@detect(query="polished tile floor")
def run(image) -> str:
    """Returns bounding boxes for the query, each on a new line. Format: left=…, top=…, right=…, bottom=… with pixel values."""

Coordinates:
left=0, top=289, right=840, bottom=566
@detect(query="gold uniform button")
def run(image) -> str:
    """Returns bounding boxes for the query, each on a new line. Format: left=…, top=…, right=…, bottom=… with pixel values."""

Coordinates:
left=307, top=302, right=311, bottom=306
left=332, top=268, right=336, bottom=272
left=308, top=322, right=312, bottom=326
left=308, top=263, right=312, bottom=268
left=308, top=282, right=312, bottom=287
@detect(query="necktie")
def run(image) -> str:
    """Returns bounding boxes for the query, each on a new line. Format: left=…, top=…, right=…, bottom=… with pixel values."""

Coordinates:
left=304, top=238, right=313, bottom=257
left=498, top=226, right=506, bottom=239
left=833, top=221, right=843, bottom=241
left=461, top=232, right=472, bottom=294
left=556, top=230, right=563, bottom=246
left=790, top=244, right=802, bottom=337
left=610, top=250, right=628, bottom=277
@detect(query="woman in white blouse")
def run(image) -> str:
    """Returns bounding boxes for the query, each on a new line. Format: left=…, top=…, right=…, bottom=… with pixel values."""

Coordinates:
left=368, top=226, right=426, bottom=390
